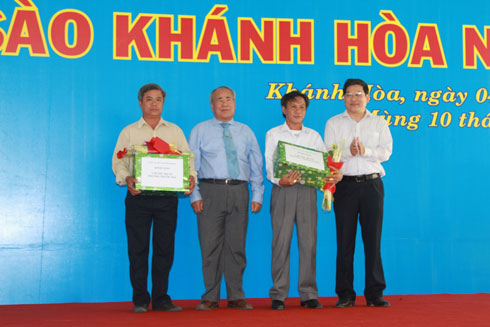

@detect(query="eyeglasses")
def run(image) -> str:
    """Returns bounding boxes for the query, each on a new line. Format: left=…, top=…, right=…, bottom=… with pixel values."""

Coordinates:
left=344, top=91, right=365, bottom=98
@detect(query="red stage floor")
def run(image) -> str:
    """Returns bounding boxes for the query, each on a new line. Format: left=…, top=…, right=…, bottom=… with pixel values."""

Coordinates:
left=1, top=294, right=489, bottom=327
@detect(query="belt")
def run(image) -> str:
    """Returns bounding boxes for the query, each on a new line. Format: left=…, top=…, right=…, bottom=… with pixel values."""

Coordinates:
left=342, top=173, right=380, bottom=183
left=199, top=178, right=247, bottom=185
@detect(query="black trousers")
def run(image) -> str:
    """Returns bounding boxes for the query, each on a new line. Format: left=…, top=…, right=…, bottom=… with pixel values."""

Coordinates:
left=333, top=177, right=386, bottom=300
left=125, top=192, right=178, bottom=306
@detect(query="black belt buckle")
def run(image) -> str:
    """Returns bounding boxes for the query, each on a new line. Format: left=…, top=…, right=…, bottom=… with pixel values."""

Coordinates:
left=200, top=178, right=244, bottom=185
left=361, top=173, right=379, bottom=182
left=345, top=173, right=380, bottom=183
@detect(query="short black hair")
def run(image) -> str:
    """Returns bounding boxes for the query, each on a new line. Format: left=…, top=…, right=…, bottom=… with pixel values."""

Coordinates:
left=281, top=90, right=309, bottom=108
left=343, top=78, right=369, bottom=95
left=138, top=83, right=166, bottom=102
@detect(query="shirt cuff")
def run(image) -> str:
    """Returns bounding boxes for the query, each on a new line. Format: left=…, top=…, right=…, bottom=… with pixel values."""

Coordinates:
left=116, top=172, right=130, bottom=185
left=189, top=189, right=202, bottom=203
left=251, top=193, right=263, bottom=204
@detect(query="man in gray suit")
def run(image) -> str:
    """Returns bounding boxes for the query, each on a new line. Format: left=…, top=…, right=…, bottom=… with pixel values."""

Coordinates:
left=189, top=86, right=264, bottom=310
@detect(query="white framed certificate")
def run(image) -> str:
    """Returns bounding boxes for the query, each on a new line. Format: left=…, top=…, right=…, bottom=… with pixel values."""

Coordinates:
left=134, top=153, right=190, bottom=192
left=140, top=157, right=184, bottom=189
left=284, top=143, right=325, bottom=171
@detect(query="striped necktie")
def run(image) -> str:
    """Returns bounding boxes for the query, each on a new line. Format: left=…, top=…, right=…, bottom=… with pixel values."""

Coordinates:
left=221, top=122, right=240, bottom=179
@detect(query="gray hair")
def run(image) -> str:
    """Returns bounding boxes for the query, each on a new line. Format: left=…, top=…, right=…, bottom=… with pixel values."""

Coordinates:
left=209, top=86, right=236, bottom=104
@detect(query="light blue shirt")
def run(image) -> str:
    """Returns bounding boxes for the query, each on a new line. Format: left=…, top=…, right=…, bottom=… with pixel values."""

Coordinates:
left=189, top=118, right=264, bottom=203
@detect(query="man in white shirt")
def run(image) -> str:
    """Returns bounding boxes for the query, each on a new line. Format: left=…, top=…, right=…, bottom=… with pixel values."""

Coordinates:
left=265, top=91, right=342, bottom=310
left=324, top=78, right=393, bottom=308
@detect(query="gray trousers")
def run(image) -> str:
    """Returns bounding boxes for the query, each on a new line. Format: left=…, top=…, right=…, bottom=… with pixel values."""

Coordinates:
left=197, top=182, right=249, bottom=301
left=269, top=184, right=318, bottom=301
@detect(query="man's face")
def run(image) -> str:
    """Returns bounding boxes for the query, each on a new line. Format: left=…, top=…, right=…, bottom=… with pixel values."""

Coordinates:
left=211, top=88, right=236, bottom=122
left=344, top=84, right=370, bottom=115
left=282, top=96, right=306, bottom=126
left=139, top=89, right=164, bottom=119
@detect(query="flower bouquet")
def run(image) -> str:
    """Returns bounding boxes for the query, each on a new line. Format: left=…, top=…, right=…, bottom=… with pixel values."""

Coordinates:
left=116, top=137, right=181, bottom=159
left=322, top=140, right=344, bottom=211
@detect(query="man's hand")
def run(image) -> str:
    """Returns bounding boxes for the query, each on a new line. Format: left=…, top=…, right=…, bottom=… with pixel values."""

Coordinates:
left=251, top=201, right=262, bottom=213
left=279, top=170, right=301, bottom=187
left=324, top=167, right=343, bottom=184
left=184, top=175, right=196, bottom=195
left=191, top=200, right=203, bottom=214
left=350, top=137, right=365, bottom=156
left=126, top=176, right=142, bottom=196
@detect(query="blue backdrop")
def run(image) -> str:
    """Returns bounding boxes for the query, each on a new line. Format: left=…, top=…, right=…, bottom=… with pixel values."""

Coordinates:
left=1, top=0, right=489, bottom=304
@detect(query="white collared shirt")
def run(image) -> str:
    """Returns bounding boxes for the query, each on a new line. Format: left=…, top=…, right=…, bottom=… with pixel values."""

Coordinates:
left=265, top=122, right=326, bottom=185
left=324, top=110, right=393, bottom=177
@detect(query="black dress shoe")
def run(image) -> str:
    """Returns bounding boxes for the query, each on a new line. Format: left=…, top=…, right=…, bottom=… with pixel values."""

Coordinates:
left=366, top=297, right=390, bottom=307
left=271, top=300, right=285, bottom=310
left=336, top=298, right=355, bottom=308
left=153, top=302, right=183, bottom=312
left=300, top=299, right=323, bottom=309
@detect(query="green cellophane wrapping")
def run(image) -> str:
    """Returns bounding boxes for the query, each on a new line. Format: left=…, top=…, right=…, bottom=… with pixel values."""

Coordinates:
left=273, top=141, right=329, bottom=190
